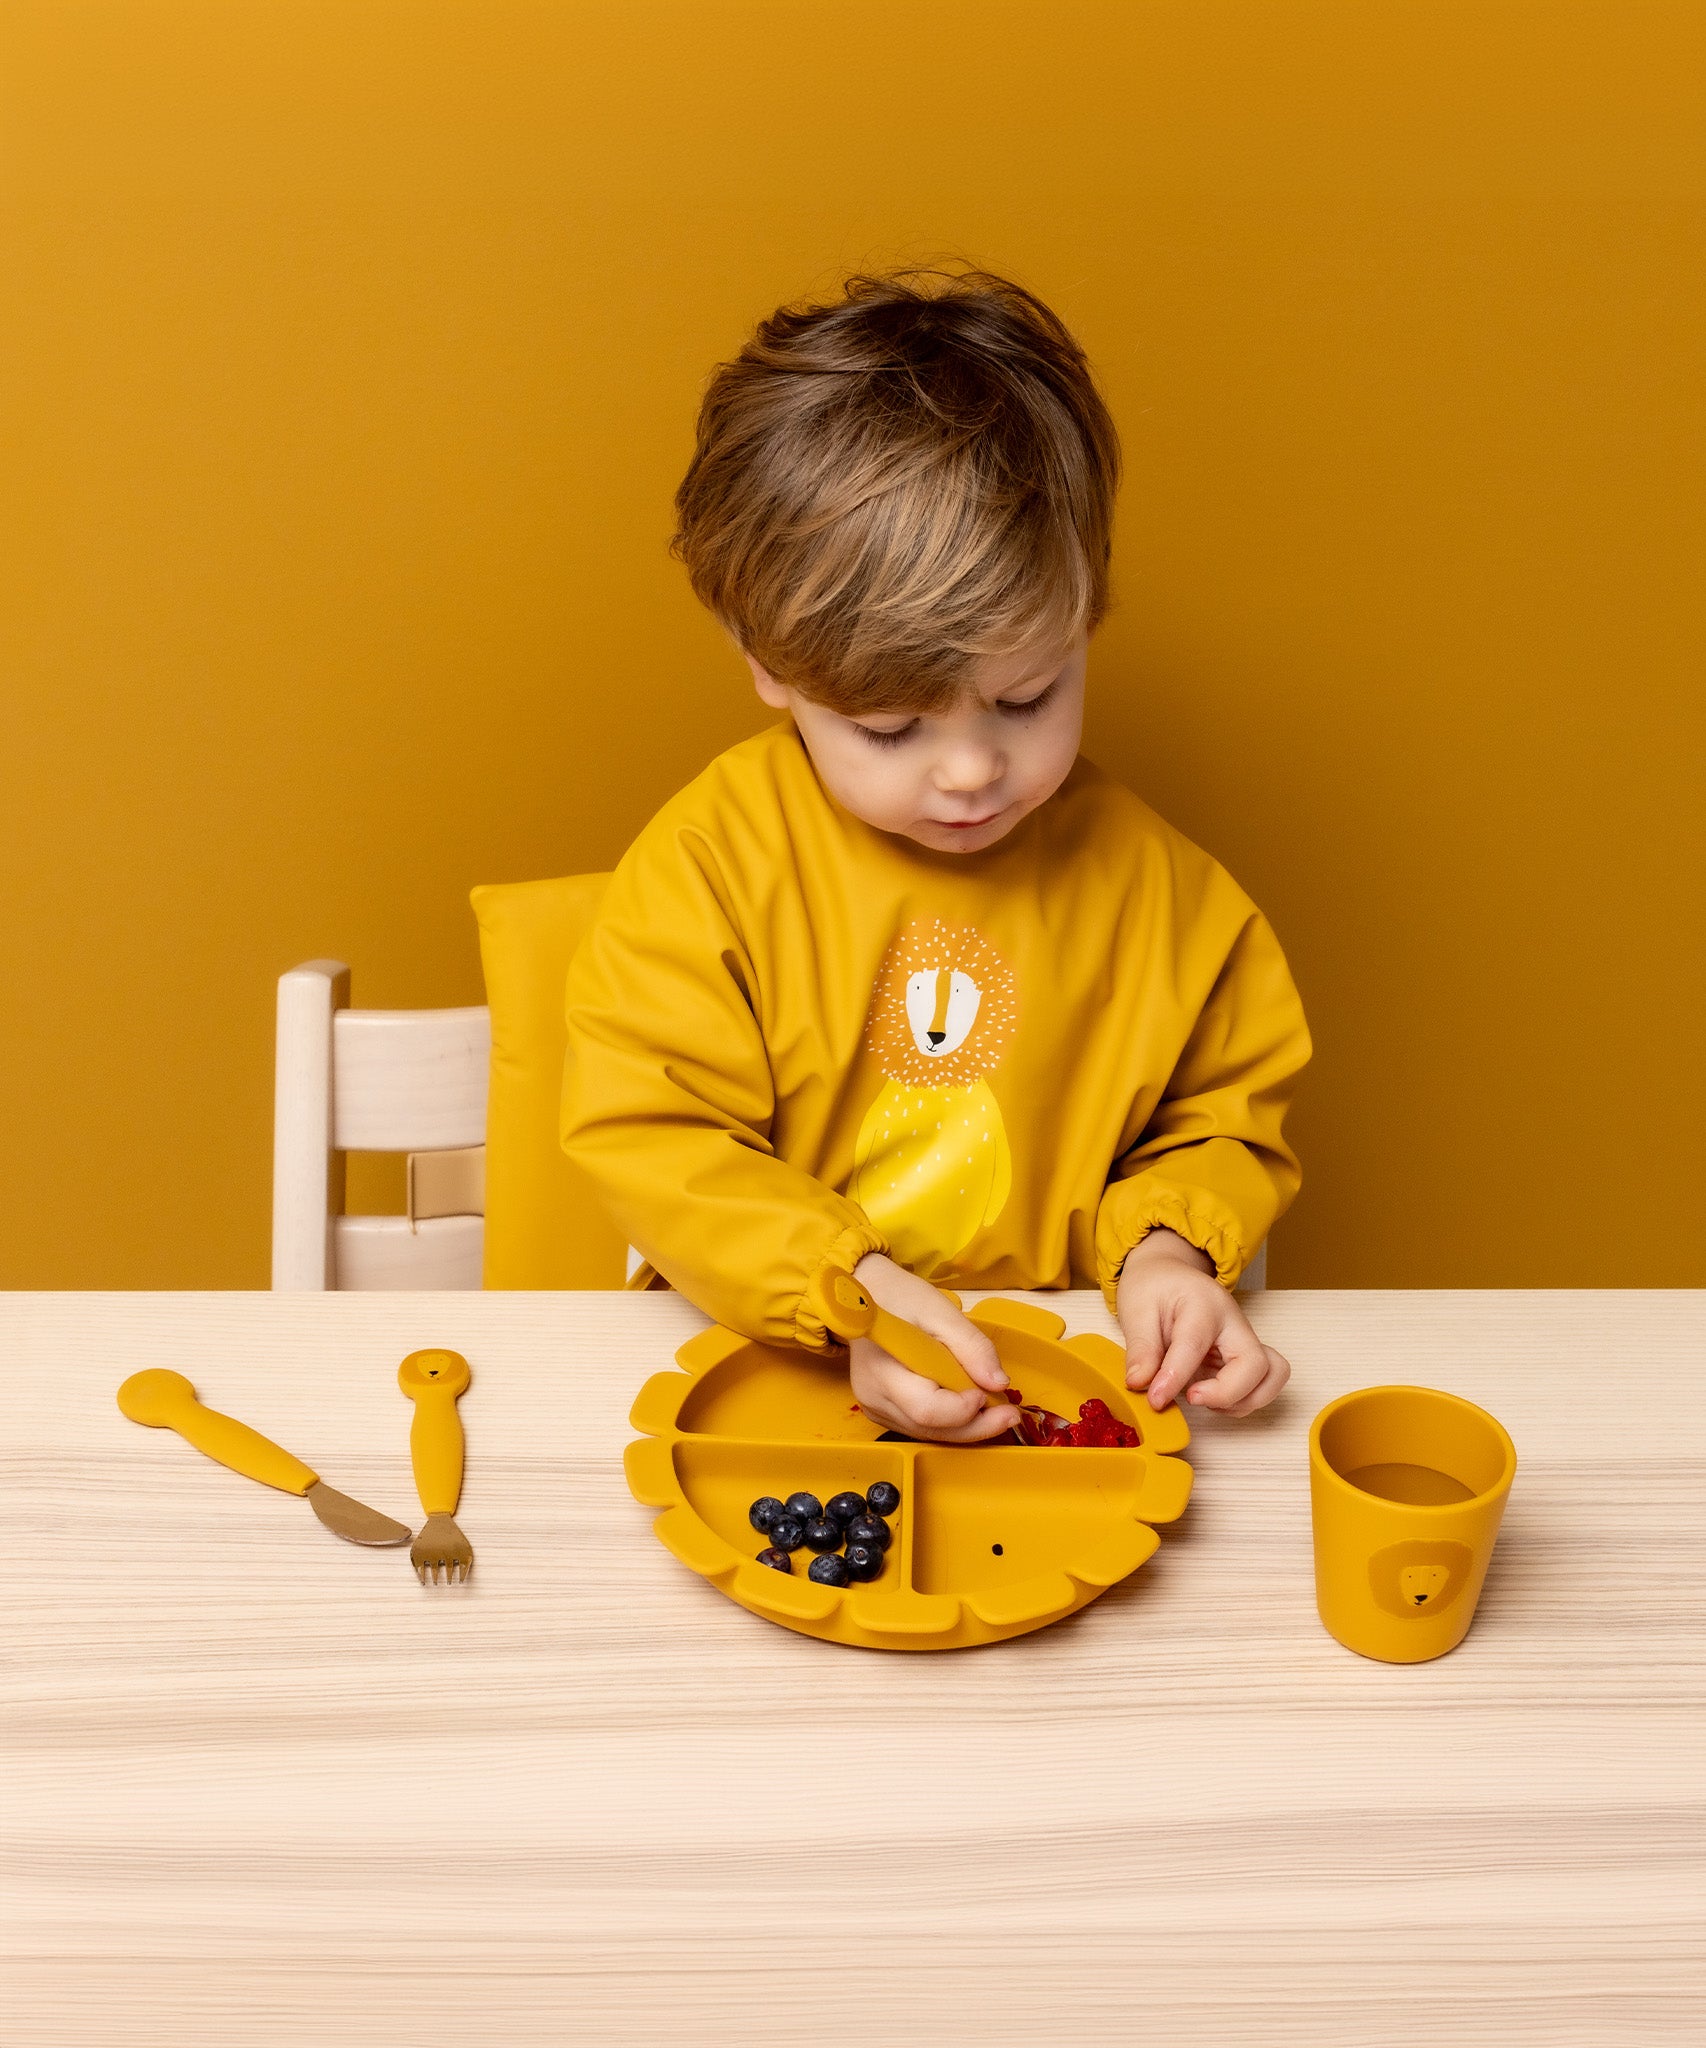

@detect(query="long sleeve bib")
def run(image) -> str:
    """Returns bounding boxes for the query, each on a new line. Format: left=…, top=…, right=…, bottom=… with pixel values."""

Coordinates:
left=562, top=722, right=1311, bottom=1351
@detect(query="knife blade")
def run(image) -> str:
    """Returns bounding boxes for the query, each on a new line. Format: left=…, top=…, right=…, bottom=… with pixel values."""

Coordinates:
left=304, top=1478, right=413, bottom=1547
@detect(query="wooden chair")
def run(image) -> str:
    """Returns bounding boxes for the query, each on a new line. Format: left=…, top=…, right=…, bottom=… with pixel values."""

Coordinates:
left=271, top=961, right=491, bottom=1290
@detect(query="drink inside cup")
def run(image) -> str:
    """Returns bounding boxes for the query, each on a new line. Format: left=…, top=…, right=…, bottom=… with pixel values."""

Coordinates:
left=1316, top=1387, right=1508, bottom=1508
left=1339, top=1461, right=1475, bottom=1506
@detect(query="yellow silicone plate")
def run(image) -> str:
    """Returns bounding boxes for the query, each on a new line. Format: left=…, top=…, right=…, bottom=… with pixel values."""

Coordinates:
left=624, top=1297, right=1193, bottom=1651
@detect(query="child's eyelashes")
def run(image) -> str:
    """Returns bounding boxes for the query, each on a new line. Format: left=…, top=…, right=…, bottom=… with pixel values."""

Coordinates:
left=855, top=720, right=919, bottom=749
left=997, top=681, right=1059, bottom=720
left=852, top=682, right=1058, bottom=749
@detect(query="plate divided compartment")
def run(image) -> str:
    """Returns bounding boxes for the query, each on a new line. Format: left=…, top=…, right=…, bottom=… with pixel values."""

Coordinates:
left=624, top=1298, right=1193, bottom=1650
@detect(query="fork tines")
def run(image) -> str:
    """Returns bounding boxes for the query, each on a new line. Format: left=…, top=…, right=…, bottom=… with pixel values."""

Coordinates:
left=415, top=1556, right=472, bottom=1585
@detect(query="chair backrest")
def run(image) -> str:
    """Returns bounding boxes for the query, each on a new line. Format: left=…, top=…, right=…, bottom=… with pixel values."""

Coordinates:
left=471, top=873, right=628, bottom=1288
left=272, top=960, right=491, bottom=1290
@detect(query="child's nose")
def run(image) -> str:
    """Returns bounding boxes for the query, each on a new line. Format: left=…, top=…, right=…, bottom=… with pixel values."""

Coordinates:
left=934, top=742, right=1000, bottom=792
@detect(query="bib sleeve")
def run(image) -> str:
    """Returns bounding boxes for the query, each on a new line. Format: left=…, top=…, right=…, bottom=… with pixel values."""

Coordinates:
left=1094, top=906, right=1311, bottom=1303
left=561, top=825, right=886, bottom=1352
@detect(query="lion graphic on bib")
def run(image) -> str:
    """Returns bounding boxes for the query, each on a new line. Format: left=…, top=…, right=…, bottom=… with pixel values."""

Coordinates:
left=850, top=918, right=1017, bottom=1271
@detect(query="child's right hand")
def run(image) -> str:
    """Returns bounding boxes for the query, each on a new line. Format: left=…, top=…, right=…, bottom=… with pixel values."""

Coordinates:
left=845, top=1253, right=1019, bottom=1444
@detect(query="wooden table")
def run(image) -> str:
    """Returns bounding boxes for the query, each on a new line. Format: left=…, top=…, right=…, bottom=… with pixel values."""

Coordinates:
left=5, top=1290, right=1703, bottom=2046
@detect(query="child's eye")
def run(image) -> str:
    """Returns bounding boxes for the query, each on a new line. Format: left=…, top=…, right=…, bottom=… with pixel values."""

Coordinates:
left=856, top=720, right=918, bottom=749
left=997, top=681, right=1058, bottom=720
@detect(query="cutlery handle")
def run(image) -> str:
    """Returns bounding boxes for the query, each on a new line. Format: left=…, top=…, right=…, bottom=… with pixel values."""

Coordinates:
left=398, top=1349, right=470, bottom=1515
left=867, top=1303, right=981, bottom=1395
left=807, top=1270, right=981, bottom=1395
left=116, top=1370, right=317, bottom=1495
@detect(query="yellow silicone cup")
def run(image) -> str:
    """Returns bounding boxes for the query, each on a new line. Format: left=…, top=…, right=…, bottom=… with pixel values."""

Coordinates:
left=1309, top=1385, right=1517, bottom=1664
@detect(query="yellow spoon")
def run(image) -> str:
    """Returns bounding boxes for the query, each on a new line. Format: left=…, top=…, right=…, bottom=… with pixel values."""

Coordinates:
left=808, top=1269, right=999, bottom=1400
left=116, top=1369, right=412, bottom=1546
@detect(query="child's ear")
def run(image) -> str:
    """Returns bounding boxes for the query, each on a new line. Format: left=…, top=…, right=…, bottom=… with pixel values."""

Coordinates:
left=743, top=651, right=791, bottom=711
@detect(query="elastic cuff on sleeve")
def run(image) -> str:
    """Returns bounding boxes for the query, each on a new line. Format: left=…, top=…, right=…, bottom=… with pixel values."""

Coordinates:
left=1096, top=1193, right=1247, bottom=1313
left=794, top=1220, right=891, bottom=1352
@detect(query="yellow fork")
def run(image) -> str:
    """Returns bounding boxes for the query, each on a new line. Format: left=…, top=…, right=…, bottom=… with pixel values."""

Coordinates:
left=399, top=1349, right=474, bottom=1584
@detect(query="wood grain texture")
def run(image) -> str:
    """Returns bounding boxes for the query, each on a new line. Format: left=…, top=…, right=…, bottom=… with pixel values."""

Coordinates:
left=5, top=1290, right=1703, bottom=2046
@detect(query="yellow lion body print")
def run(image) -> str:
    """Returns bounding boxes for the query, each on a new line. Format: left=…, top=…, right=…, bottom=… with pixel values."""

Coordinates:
left=850, top=917, right=1017, bottom=1271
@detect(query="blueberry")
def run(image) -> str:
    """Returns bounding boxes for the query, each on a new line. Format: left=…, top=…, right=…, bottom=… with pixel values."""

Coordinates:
left=824, top=1491, right=867, bottom=1526
left=784, top=1491, right=822, bottom=1524
left=845, top=1514, right=892, bottom=1551
left=865, top=1480, right=901, bottom=1518
left=807, top=1552, right=851, bottom=1587
left=842, top=1541, right=883, bottom=1581
left=767, top=1516, right=806, bottom=1552
left=749, top=1496, right=786, bottom=1534
left=803, top=1518, right=842, bottom=1553
left=756, top=1547, right=792, bottom=1573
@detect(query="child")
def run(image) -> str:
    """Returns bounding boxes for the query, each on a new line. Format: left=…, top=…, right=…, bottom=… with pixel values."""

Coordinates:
left=562, top=268, right=1311, bottom=1443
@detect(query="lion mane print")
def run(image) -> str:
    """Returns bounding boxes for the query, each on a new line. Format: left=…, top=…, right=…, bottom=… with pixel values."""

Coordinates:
left=862, top=918, right=1018, bottom=1088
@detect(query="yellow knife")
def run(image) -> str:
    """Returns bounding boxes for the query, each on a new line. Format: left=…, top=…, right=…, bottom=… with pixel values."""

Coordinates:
left=116, top=1369, right=412, bottom=1546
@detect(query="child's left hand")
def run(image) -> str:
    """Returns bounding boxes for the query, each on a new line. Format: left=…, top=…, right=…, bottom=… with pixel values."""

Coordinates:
left=1116, top=1228, right=1290, bottom=1416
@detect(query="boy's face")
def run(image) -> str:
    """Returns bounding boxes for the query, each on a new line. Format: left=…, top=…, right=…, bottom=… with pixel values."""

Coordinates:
left=747, top=636, right=1086, bottom=855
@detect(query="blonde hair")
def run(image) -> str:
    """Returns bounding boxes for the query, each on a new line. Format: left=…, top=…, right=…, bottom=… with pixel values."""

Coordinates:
left=672, top=267, right=1121, bottom=714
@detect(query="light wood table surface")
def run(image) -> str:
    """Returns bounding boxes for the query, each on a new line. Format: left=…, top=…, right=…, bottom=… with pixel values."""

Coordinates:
left=5, top=1289, right=1703, bottom=2046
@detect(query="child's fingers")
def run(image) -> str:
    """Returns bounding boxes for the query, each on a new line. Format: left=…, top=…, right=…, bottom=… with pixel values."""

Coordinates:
left=930, top=1399, right=1024, bottom=1444
left=960, top=1347, right=1010, bottom=1397
left=1178, top=1315, right=1267, bottom=1410
left=854, top=1256, right=1009, bottom=1393
left=1123, top=1316, right=1166, bottom=1390
left=1145, top=1306, right=1221, bottom=1410
left=858, top=1352, right=1017, bottom=1443
left=870, top=1393, right=1020, bottom=1444
left=1194, top=1344, right=1291, bottom=1418
left=915, top=1299, right=1008, bottom=1393
left=888, top=1366, right=1014, bottom=1441
left=1185, top=1326, right=1283, bottom=1413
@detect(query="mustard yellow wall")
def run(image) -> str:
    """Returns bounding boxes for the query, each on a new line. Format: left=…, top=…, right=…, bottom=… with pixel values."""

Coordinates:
left=4, top=2, right=1702, bottom=1288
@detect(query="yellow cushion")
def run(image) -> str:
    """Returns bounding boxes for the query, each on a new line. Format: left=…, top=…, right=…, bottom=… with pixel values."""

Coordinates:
left=471, top=873, right=628, bottom=1288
